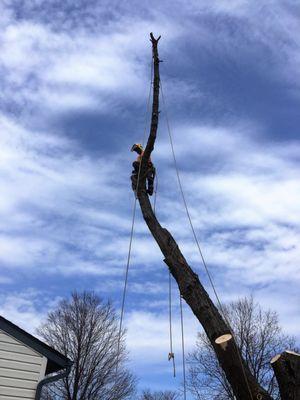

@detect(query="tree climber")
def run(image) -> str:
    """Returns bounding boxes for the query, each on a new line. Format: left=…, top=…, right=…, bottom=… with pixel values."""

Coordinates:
left=130, top=143, right=156, bottom=195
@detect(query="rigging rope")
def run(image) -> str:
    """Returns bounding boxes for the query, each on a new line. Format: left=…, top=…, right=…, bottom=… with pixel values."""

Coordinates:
left=152, top=172, right=176, bottom=380
left=115, top=59, right=153, bottom=374
left=179, top=294, right=187, bottom=400
left=160, top=81, right=254, bottom=400
left=153, top=173, right=177, bottom=381
left=160, top=81, right=224, bottom=313
left=168, top=271, right=176, bottom=377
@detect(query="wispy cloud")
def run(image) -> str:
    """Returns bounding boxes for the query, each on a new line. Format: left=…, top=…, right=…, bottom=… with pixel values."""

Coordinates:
left=0, top=289, right=61, bottom=334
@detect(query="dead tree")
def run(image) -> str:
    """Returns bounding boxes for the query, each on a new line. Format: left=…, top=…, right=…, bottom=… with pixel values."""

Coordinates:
left=133, top=33, right=296, bottom=400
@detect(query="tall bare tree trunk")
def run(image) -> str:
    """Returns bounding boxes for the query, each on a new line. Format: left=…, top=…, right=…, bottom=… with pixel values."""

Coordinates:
left=135, top=33, right=273, bottom=400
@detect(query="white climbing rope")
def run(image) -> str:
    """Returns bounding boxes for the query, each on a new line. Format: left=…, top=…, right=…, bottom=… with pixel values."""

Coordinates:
left=160, top=80, right=254, bottom=400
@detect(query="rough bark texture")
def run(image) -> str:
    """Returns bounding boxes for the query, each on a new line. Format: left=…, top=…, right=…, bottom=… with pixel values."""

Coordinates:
left=271, top=351, right=300, bottom=400
left=136, top=33, right=273, bottom=400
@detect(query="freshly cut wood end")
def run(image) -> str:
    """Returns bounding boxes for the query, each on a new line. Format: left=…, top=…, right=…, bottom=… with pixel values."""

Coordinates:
left=285, top=350, right=300, bottom=356
left=271, top=354, right=281, bottom=364
left=215, top=334, right=233, bottom=344
left=215, top=334, right=232, bottom=350
left=271, top=350, right=300, bottom=364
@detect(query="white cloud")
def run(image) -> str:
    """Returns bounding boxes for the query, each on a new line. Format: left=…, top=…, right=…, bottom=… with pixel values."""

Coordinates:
left=0, top=289, right=59, bottom=335
left=0, top=112, right=166, bottom=280
left=0, top=11, right=183, bottom=115
left=126, top=307, right=199, bottom=366
left=0, top=115, right=131, bottom=273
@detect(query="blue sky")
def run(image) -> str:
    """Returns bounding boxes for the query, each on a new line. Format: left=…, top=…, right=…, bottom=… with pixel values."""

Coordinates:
left=1, top=0, right=300, bottom=394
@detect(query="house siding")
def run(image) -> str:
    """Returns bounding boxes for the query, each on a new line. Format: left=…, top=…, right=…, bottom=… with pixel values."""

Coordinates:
left=0, top=330, right=47, bottom=399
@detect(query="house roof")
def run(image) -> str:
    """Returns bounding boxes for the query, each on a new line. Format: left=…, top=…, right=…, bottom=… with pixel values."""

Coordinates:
left=0, top=315, right=72, bottom=374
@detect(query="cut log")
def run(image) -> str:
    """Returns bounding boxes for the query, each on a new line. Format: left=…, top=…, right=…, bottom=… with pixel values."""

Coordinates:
left=134, top=33, right=273, bottom=400
left=271, top=350, right=300, bottom=400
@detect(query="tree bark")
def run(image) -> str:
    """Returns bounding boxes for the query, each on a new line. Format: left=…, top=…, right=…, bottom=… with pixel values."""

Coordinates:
left=271, top=350, right=300, bottom=400
left=135, top=33, right=273, bottom=400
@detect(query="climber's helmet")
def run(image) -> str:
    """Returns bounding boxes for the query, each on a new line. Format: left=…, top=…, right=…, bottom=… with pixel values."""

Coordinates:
left=131, top=143, right=144, bottom=155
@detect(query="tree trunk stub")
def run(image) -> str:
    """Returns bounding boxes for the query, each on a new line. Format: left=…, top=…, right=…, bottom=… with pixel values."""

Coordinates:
left=271, top=351, right=300, bottom=400
left=135, top=33, right=273, bottom=400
